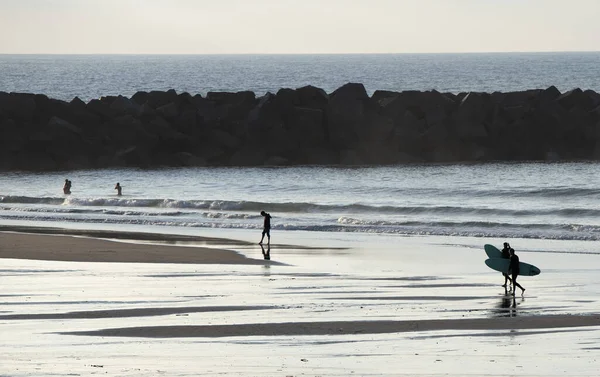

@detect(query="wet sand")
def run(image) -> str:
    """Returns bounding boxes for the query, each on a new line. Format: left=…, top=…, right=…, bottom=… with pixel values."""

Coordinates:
left=1, top=227, right=600, bottom=376
left=0, top=229, right=262, bottom=264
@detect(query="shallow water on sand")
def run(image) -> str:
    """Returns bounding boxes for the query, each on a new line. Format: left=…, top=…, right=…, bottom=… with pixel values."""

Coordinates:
left=1, top=235, right=599, bottom=376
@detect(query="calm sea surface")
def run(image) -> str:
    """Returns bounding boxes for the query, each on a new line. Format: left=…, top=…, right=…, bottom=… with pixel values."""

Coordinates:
left=1, top=53, right=600, bottom=101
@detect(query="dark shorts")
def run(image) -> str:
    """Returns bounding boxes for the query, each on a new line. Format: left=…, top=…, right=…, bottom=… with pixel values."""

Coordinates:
left=262, top=228, right=270, bottom=237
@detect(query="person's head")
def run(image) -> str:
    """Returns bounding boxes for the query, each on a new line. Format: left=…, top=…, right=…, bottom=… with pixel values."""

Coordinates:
left=503, top=242, right=509, bottom=247
left=116, top=182, right=120, bottom=186
left=260, top=211, right=266, bottom=216
left=509, top=248, right=515, bottom=255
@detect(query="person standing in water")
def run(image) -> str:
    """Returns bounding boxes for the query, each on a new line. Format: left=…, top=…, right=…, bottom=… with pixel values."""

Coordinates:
left=115, top=182, right=122, bottom=196
left=63, top=179, right=72, bottom=195
left=509, top=248, right=525, bottom=296
left=501, top=242, right=512, bottom=288
left=259, top=211, right=272, bottom=245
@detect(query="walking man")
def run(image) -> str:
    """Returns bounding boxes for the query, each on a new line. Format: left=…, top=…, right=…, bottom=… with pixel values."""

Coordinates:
left=259, top=210, right=272, bottom=245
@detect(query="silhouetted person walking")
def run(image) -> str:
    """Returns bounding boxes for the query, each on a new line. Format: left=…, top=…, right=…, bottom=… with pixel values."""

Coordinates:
left=115, top=182, right=122, bottom=196
left=509, top=248, right=525, bottom=296
left=259, top=211, right=272, bottom=245
left=501, top=242, right=512, bottom=287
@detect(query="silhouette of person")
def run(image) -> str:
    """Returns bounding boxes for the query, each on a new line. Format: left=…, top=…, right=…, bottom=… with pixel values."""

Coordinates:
left=501, top=242, right=512, bottom=287
left=63, top=179, right=72, bottom=195
left=115, top=182, right=122, bottom=196
left=260, top=243, right=270, bottom=260
left=259, top=210, right=272, bottom=245
left=509, top=248, right=525, bottom=296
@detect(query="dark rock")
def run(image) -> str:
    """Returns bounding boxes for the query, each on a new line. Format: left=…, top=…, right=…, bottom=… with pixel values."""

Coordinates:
left=211, top=129, right=241, bottom=149
left=286, top=107, right=326, bottom=146
left=174, top=152, right=207, bottom=167
left=206, top=91, right=255, bottom=106
left=556, top=89, right=586, bottom=110
left=0, top=93, right=37, bottom=120
left=110, top=96, right=141, bottom=116
left=69, top=97, right=87, bottom=112
left=86, top=99, right=115, bottom=119
left=156, top=102, right=179, bottom=119
left=131, top=91, right=149, bottom=105
left=327, top=83, right=371, bottom=147
left=275, top=88, right=299, bottom=111
left=48, top=116, right=82, bottom=135
left=371, top=90, right=399, bottom=105
left=296, top=85, right=329, bottom=109
left=540, top=86, right=561, bottom=103
left=146, top=90, right=178, bottom=109
left=264, top=155, right=289, bottom=166
left=229, top=146, right=266, bottom=166
left=453, top=92, right=490, bottom=139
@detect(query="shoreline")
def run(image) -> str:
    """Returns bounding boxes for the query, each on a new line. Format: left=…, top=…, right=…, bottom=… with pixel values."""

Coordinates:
left=0, top=227, right=268, bottom=265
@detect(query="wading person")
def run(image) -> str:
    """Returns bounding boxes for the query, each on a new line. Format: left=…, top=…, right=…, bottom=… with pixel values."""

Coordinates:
left=63, top=179, right=72, bottom=195
left=115, top=182, right=122, bottom=196
left=259, top=210, right=272, bottom=245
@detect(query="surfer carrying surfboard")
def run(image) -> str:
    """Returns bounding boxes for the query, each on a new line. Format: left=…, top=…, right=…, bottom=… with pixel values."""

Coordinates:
left=509, top=248, right=525, bottom=296
left=501, top=242, right=512, bottom=288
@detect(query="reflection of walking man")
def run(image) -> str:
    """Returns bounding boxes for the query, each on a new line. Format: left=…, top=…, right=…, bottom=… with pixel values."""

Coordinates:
left=260, top=243, right=270, bottom=260
left=259, top=211, right=271, bottom=245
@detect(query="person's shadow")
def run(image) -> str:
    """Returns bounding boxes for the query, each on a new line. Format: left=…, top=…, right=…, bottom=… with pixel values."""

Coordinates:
left=260, top=243, right=270, bottom=260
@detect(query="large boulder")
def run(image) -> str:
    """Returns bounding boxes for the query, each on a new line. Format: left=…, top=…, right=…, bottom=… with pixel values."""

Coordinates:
left=295, top=85, right=329, bottom=109
left=326, top=83, right=372, bottom=148
left=145, top=90, right=178, bottom=109
left=286, top=106, right=326, bottom=146
left=453, top=92, right=491, bottom=139
left=0, top=93, right=37, bottom=121
left=229, top=145, right=266, bottom=166
left=110, top=95, right=141, bottom=116
left=206, top=91, right=255, bottom=106
left=156, top=102, right=179, bottom=119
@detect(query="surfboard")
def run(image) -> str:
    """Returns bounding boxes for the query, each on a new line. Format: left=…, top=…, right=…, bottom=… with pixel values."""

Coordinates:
left=484, top=244, right=503, bottom=259
left=485, top=258, right=541, bottom=276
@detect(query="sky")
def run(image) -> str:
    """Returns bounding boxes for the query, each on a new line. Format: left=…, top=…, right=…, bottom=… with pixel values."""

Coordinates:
left=1, top=0, right=599, bottom=54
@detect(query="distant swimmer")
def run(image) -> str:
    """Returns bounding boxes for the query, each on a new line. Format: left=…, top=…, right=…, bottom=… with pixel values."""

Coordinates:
left=63, top=179, right=72, bottom=195
left=501, top=242, right=512, bottom=288
left=115, top=182, right=122, bottom=196
left=508, top=248, right=525, bottom=296
left=259, top=210, right=272, bottom=245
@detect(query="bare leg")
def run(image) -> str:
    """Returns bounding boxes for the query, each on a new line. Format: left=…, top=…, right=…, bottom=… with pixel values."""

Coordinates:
left=512, top=274, right=525, bottom=296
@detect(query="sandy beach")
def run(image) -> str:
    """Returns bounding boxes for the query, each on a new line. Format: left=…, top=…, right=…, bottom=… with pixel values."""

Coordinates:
left=2, top=227, right=600, bottom=376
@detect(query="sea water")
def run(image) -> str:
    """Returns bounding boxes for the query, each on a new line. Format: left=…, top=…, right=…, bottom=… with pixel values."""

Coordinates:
left=2, top=163, right=600, bottom=246
left=1, top=52, right=600, bottom=101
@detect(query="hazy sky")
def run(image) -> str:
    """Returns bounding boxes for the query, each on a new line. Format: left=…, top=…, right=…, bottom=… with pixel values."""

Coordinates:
left=1, top=0, right=599, bottom=54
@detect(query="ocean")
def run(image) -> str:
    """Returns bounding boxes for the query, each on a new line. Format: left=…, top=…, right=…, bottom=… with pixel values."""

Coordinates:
left=2, top=53, right=600, bottom=250
left=2, top=163, right=600, bottom=247
left=1, top=52, right=600, bottom=101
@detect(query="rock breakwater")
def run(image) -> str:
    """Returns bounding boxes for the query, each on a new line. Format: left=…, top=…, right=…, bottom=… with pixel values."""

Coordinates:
left=1, top=83, right=600, bottom=170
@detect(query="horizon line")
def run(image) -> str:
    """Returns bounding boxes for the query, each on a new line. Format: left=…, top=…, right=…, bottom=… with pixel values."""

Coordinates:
left=1, top=50, right=600, bottom=56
